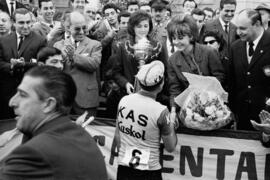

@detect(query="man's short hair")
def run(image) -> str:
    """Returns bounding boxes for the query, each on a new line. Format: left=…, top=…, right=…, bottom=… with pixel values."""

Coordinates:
left=127, top=1, right=139, bottom=9
left=38, top=0, right=52, bottom=9
left=183, top=0, right=197, bottom=8
left=102, top=3, right=119, bottom=14
left=239, top=8, right=262, bottom=25
left=37, top=47, right=62, bottom=63
left=25, top=66, right=77, bottom=115
left=13, top=8, right=31, bottom=21
left=191, top=8, right=205, bottom=17
left=220, top=0, right=237, bottom=10
left=203, top=7, right=214, bottom=14
left=118, top=11, right=131, bottom=23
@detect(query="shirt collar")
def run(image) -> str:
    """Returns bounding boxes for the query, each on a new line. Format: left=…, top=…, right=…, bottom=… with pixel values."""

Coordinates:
left=40, top=20, right=54, bottom=29
left=247, top=30, right=264, bottom=50
left=219, top=17, right=229, bottom=27
left=16, top=31, right=23, bottom=39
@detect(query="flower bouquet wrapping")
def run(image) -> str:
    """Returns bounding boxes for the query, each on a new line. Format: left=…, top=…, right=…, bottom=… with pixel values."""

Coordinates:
left=175, top=73, right=232, bottom=130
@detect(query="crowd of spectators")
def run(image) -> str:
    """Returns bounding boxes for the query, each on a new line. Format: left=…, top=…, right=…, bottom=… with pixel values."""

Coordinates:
left=1, top=0, right=270, bottom=178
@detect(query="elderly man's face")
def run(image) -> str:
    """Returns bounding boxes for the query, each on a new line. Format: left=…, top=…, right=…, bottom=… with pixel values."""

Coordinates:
left=0, top=12, right=12, bottom=35
left=9, top=76, right=47, bottom=134
left=70, top=16, right=87, bottom=42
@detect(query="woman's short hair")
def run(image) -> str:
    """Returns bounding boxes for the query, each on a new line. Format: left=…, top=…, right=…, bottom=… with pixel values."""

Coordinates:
left=167, top=14, right=198, bottom=44
left=127, top=10, right=153, bottom=41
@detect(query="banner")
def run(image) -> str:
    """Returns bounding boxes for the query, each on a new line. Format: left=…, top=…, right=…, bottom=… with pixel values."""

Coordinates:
left=86, top=120, right=270, bottom=180
left=1, top=118, right=270, bottom=180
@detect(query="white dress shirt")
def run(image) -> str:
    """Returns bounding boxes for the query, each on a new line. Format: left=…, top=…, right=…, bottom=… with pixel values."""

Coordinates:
left=6, top=0, right=16, bottom=16
left=246, top=31, right=263, bottom=63
left=219, top=17, right=229, bottom=33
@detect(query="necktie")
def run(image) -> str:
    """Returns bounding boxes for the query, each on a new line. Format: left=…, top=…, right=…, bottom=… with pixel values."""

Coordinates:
left=248, top=41, right=254, bottom=56
left=18, top=36, right=24, bottom=51
left=224, top=24, right=228, bottom=33
left=10, top=2, right=14, bottom=16
left=74, top=41, right=78, bottom=49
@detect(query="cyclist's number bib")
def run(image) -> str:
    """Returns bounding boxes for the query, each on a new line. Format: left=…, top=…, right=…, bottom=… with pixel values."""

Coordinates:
left=121, top=146, right=150, bottom=170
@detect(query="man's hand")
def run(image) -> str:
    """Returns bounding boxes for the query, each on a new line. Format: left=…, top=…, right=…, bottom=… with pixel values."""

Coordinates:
left=251, top=110, right=270, bottom=134
left=61, top=42, right=75, bottom=61
left=10, top=58, right=25, bottom=69
left=125, top=82, right=134, bottom=94
left=259, top=110, right=270, bottom=124
left=251, top=120, right=270, bottom=134
left=107, top=30, right=117, bottom=38
left=47, top=23, right=64, bottom=40
left=170, top=107, right=179, bottom=129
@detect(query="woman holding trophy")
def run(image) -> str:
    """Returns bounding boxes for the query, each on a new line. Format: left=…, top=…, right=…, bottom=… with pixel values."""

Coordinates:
left=110, top=10, right=168, bottom=103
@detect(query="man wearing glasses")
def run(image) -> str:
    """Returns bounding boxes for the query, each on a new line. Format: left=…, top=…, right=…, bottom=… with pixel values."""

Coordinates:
left=54, top=11, right=102, bottom=117
left=0, top=8, right=46, bottom=120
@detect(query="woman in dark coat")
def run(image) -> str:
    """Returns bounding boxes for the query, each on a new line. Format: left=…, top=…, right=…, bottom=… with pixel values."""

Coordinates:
left=106, top=10, right=169, bottom=117
left=167, top=15, right=225, bottom=111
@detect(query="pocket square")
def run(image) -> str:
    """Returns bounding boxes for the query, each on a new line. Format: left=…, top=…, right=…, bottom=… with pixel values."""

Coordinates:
left=81, top=53, right=89, bottom=57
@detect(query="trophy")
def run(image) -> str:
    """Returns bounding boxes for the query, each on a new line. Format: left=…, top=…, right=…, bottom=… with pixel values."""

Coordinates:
left=133, top=37, right=152, bottom=92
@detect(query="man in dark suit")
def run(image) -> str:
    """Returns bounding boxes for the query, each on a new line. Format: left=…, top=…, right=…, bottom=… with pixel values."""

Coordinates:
left=229, top=9, right=270, bottom=131
left=201, top=0, right=238, bottom=58
left=0, top=66, right=107, bottom=179
left=200, top=0, right=238, bottom=89
left=0, top=0, right=25, bottom=17
left=0, top=8, right=46, bottom=119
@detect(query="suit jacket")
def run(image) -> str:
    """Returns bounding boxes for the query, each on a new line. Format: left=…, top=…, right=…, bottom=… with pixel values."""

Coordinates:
left=54, top=37, right=102, bottom=108
left=91, top=20, right=116, bottom=81
left=0, top=116, right=107, bottom=180
left=32, top=21, right=61, bottom=38
left=200, top=18, right=238, bottom=57
left=0, top=0, right=25, bottom=16
left=0, top=31, right=46, bottom=119
left=229, top=30, right=270, bottom=130
left=168, top=43, right=225, bottom=106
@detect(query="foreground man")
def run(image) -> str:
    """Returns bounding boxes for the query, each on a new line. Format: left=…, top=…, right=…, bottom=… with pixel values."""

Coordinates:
left=0, top=66, right=107, bottom=180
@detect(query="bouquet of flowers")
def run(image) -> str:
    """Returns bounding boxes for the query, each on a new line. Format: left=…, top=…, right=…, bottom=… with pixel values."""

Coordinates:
left=175, top=73, right=232, bottom=130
